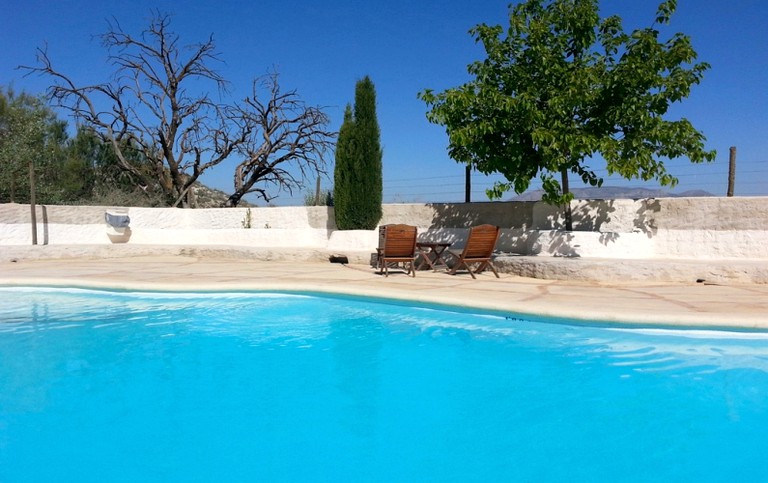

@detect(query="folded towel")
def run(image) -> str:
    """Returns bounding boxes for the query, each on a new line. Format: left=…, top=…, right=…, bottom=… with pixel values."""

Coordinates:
left=105, top=212, right=130, bottom=228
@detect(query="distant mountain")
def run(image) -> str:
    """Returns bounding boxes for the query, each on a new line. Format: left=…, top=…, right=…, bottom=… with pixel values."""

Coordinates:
left=510, top=186, right=715, bottom=201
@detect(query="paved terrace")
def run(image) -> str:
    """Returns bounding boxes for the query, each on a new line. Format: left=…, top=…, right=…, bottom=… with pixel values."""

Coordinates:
left=2, top=255, right=768, bottom=330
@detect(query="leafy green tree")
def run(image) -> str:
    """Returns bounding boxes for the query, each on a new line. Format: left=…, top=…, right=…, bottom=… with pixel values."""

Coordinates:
left=420, top=0, right=715, bottom=230
left=333, top=77, right=383, bottom=230
left=0, top=88, right=68, bottom=204
left=64, top=126, right=166, bottom=206
left=1, top=86, right=171, bottom=206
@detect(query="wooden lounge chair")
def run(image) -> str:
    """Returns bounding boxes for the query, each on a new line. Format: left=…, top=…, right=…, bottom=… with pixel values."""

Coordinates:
left=376, top=224, right=418, bottom=277
left=447, top=224, right=501, bottom=279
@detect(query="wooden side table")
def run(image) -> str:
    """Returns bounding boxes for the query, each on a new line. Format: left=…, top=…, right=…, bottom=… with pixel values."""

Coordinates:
left=416, top=242, right=452, bottom=271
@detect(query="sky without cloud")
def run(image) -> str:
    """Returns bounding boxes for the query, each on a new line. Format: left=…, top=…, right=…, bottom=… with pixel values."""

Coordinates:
left=2, top=0, right=766, bottom=204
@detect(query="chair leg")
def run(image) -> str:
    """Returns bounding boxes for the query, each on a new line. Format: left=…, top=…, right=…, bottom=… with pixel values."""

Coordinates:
left=473, top=261, right=500, bottom=278
left=474, top=260, right=499, bottom=278
left=487, top=261, right=500, bottom=278
left=449, top=260, right=476, bottom=279
left=448, top=261, right=461, bottom=275
left=467, top=263, right=477, bottom=279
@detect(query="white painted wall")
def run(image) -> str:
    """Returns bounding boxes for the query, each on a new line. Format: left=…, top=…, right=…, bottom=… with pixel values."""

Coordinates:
left=2, top=198, right=767, bottom=260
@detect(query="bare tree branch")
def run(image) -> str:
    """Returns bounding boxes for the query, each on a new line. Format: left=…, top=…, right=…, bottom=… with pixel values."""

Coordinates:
left=224, top=72, right=336, bottom=207
left=20, top=11, right=243, bottom=207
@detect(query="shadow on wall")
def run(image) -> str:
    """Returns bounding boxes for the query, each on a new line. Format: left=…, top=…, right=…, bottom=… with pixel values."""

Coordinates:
left=571, top=201, right=615, bottom=231
left=428, top=201, right=536, bottom=229
left=325, top=206, right=337, bottom=238
left=542, top=198, right=660, bottom=246
left=635, top=199, right=660, bottom=239
left=424, top=202, right=536, bottom=249
left=28, top=205, right=51, bottom=245
left=305, top=206, right=337, bottom=240
left=423, top=198, right=662, bottom=256
left=549, top=231, right=578, bottom=257
left=513, top=230, right=580, bottom=257
left=571, top=200, right=618, bottom=247
left=41, top=205, right=49, bottom=245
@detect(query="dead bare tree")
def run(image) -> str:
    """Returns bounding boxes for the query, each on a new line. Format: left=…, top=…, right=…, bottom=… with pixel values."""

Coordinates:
left=22, top=12, right=249, bottom=207
left=225, top=73, right=336, bottom=207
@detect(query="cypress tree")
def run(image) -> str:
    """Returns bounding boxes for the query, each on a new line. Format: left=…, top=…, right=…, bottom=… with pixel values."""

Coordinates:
left=334, top=104, right=355, bottom=228
left=333, top=76, right=383, bottom=230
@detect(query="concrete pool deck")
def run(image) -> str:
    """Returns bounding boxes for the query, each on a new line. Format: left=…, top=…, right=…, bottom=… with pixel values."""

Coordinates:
left=1, top=255, right=768, bottom=330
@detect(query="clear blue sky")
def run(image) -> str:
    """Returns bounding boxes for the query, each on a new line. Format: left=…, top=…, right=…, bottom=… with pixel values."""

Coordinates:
left=2, top=0, right=767, bottom=204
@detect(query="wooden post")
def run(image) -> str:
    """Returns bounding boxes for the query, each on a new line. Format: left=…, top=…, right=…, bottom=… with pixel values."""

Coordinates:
left=727, top=146, right=736, bottom=197
left=315, top=176, right=321, bottom=206
left=465, top=165, right=471, bottom=203
left=29, top=158, right=37, bottom=245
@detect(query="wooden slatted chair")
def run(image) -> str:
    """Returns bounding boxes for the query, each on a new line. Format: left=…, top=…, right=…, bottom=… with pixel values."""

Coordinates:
left=447, top=224, right=501, bottom=279
left=376, top=224, right=418, bottom=277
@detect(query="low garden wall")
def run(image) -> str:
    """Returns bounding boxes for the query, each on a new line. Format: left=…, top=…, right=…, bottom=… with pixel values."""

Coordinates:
left=1, top=197, right=767, bottom=262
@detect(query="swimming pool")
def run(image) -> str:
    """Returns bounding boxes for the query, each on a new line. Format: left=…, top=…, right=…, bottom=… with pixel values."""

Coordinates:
left=1, top=287, right=767, bottom=481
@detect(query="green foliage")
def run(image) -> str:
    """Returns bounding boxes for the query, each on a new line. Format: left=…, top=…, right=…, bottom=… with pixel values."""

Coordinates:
left=0, top=88, right=68, bottom=204
left=333, top=76, right=383, bottom=230
left=334, top=104, right=355, bottom=224
left=0, top=87, right=169, bottom=206
left=241, top=208, right=253, bottom=228
left=303, top=189, right=334, bottom=206
left=419, top=0, right=716, bottom=207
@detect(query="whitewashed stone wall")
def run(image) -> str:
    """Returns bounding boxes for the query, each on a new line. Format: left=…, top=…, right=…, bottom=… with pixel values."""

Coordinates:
left=1, top=197, right=767, bottom=260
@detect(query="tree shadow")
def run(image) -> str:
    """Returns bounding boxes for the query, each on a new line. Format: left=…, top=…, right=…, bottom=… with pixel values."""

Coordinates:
left=510, top=228, right=581, bottom=257
left=424, top=198, right=659, bottom=256
left=41, top=205, right=49, bottom=245
left=546, top=231, right=580, bottom=257
left=529, top=200, right=621, bottom=253
left=634, top=198, right=660, bottom=238
left=424, top=201, right=538, bottom=249
left=571, top=201, right=614, bottom=230
left=572, top=200, right=618, bottom=247
left=307, top=206, right=336, bottom=238
left=427, top=201, right=538, bottom=228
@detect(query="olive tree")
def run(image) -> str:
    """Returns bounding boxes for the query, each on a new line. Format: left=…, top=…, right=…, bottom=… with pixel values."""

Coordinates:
left=0, top=88, right=67, bottom=204
left=420, top=0, right=715, bottom=229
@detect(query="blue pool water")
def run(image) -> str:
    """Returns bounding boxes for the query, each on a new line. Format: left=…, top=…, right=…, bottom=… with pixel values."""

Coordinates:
left=1, top=287, right=768, bottom=482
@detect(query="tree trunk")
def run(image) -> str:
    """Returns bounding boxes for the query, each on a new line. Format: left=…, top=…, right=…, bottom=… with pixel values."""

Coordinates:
left=465, top=164, right=471, bottom=203
left=560, top=166, right=572, bottom=231
left=225, top=192, right=243, bottom=207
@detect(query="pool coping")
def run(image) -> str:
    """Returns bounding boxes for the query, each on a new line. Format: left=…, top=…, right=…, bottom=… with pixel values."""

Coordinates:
left=2, top=255, right=768, bottom=330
